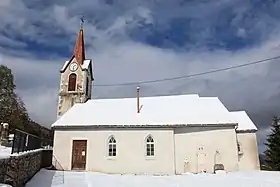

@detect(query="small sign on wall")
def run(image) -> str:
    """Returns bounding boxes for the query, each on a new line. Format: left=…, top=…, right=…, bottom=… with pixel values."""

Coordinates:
left=82, top=151, right=86, bottom=156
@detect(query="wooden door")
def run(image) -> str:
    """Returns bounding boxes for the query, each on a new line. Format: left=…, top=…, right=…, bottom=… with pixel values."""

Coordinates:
left=71, top=140, right=87, bottom=170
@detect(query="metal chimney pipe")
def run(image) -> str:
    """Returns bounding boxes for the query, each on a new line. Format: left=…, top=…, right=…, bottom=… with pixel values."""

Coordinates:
left=137, top=86, right=140, bottom=113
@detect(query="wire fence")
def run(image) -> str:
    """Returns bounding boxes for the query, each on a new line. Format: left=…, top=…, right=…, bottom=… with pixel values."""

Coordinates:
left=11, top=129, right=53, bottom=154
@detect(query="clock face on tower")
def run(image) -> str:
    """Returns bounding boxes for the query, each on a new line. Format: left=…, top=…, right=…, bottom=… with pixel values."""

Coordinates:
left=69, top=62, right=78, bottom=72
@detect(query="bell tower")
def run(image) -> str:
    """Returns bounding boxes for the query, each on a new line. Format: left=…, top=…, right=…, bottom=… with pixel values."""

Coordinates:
left=57, top=20, right=94, bottom=118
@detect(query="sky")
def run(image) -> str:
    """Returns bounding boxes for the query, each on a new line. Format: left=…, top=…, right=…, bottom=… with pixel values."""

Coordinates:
left=1, top=0, right=280, bottom=153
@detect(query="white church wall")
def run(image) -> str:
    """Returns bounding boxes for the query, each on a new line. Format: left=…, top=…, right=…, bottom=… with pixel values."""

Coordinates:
left=236, top=132, right=260, bottom=171
left=174, top=126, right=239, bottom=174
left=53, top=126, right=259, bottom=175
left=53, top=128, right=175, bottom=175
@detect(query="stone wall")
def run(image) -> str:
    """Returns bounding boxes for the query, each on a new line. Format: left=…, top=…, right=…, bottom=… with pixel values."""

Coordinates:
left=0, top=157, right=9, bottom=183
left=0, top=149, right=53, bottom=187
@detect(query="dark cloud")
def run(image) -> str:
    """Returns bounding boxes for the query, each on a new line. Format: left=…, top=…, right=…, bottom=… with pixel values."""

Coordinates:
left=1, top=0, right=280, bottom=154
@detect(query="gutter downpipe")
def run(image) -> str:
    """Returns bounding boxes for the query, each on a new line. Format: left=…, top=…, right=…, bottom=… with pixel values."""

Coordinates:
left=173, top=127, right=177, bottom=174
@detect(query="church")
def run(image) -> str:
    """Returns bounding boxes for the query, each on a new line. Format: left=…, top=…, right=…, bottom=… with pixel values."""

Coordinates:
left=51, top=25, right=260, bottom=175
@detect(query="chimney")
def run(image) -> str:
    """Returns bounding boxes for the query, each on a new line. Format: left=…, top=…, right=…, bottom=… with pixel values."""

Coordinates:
left=137, top=86, right=140, bottom=113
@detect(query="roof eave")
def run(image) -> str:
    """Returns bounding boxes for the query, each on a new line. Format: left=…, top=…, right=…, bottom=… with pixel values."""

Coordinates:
left=52, top=123, right=237, bottom=130
left=236, top=129, right=258, bottom=133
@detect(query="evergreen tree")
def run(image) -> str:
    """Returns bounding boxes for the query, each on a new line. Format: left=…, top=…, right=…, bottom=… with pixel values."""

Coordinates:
left=264, top=116, right=280, bottom=171
left=0, top=65, right=29, bottom=129
left=0, top=65, right=52, bottom=139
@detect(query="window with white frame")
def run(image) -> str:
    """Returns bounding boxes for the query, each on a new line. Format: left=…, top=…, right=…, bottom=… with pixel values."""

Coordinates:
left=146, top=135, right=154, bottom=156
left=108, top=136, right=116, bottom=157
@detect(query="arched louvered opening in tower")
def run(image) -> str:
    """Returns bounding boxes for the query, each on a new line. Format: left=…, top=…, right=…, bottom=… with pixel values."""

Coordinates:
left=68, top=73, right=77, bottom=91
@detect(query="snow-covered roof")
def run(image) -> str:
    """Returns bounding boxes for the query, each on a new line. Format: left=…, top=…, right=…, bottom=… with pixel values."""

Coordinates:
left=60, top=59, right=91, bottom=72
left=51, top=94, right=258, bottom=131
left=230, top=111, right=257, bottom=132
left=82, top=59, right=91, bottom=69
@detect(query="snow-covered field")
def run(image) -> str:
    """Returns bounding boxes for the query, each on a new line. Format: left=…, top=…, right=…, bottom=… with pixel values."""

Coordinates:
left=26, top=169, right=280, bottom=187
left=0, top=145, right=12, bottom=158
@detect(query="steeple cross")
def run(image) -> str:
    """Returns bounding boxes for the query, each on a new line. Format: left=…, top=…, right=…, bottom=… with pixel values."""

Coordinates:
left=80, top=16, right=85, bottom=29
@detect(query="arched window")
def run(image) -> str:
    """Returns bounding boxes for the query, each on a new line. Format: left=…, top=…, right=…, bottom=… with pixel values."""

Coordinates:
left=68, top=73, right=77, bottom=91
left=108, top=136, right=116, bottom=157
left=146, top=135, right=154, bottom=156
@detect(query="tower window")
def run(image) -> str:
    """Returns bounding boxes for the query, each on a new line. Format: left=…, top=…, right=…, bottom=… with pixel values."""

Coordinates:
left=68, top=73, right=77, bottom=91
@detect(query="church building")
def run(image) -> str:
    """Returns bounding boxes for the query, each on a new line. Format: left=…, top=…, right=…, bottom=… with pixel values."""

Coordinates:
left=51, top=25, right=260, bottom=175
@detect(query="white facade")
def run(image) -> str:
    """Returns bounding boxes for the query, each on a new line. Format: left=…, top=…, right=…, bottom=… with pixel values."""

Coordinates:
left=237, top=132, right=260, bottom=171
left=52, top=94, right=260, bottom=174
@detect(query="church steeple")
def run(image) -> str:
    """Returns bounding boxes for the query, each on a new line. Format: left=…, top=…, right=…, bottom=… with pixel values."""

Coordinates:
left=57, top=18, right=94, bottom=118
left=72, top=25, right=85, bottom=65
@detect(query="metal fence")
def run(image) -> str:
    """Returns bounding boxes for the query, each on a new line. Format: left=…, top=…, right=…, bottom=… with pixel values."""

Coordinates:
left=11, top=129, right=53, bottom=154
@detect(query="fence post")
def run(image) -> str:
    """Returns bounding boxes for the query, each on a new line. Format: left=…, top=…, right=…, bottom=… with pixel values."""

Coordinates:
left=0, top=122, right=9, bottom=146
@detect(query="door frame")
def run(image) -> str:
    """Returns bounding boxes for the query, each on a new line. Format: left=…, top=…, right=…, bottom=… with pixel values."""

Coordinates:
left=71, top=139, right=88, bottom=170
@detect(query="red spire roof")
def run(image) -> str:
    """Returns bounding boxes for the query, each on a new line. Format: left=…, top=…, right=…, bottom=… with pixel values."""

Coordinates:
left=72, top=28, right=85, bottom=65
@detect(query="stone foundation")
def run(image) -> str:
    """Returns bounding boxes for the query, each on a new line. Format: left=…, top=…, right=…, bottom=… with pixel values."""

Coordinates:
left=0, top=149, right=53, bottom=187
left=0, top=157, right=9, bottom=183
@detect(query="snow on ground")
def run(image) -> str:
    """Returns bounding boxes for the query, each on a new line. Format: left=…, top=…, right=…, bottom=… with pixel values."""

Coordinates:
left=26, top=169, right=280, bottom=187
left=0, top=146, right=12, bottom=159
left=0, top=146, right=44, bottom=159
